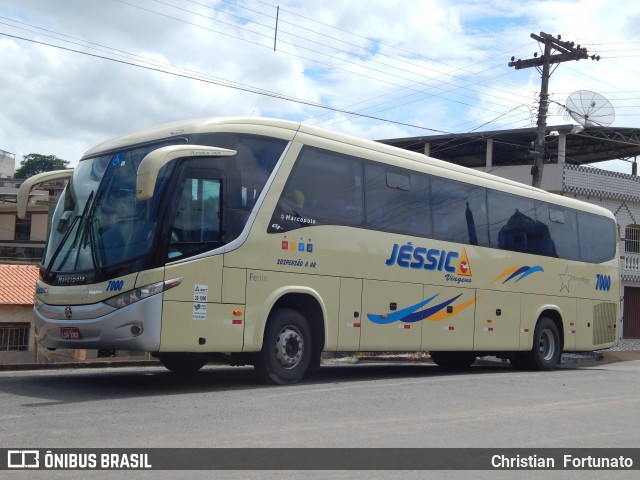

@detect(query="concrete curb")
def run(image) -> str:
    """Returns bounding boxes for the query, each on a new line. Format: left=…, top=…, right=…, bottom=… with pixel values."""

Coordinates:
left=1, top=351, right=639, bottom=372
left=0, top=359, right=160, bottom=372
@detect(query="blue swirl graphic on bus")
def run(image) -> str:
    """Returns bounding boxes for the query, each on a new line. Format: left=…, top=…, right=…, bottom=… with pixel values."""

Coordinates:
left=492, top=265, right=543, bottom=285
left=367, top=293, right=463, bottom=324
left=504, top=266, right=544, bottom=283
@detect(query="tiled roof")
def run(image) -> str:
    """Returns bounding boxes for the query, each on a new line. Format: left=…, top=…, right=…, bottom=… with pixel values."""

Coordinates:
left=0, top=264, right=39, bottom=305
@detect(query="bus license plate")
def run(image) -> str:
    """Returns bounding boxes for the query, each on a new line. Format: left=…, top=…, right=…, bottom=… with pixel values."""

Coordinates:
left=60, top=327, right=81, bottom=340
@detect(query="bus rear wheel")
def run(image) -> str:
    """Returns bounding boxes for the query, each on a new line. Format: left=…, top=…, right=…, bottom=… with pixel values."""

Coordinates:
left=429, top=351, right=476, bottom=369
left=157, top=353, right=207, bottom=373
left=523, top=317, right=561, bottom=371
left=255, top=308, right=312, bottom=385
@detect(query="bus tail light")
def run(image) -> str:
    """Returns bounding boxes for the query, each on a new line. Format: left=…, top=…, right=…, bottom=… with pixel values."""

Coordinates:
left=105, top=277, right=183, bottom=309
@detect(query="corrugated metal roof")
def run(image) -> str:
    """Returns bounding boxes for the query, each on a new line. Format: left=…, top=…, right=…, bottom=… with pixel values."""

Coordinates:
left=0, top=264, right=39, bottom=305
left=379, top=125, right=640, bottom=168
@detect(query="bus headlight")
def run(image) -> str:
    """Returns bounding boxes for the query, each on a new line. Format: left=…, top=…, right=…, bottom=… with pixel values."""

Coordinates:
left=104, top=277, right=182, bottom=309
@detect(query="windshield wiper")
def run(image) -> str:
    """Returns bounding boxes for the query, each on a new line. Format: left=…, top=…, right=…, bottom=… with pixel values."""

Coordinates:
left=44, top=191, right=94, bottom=280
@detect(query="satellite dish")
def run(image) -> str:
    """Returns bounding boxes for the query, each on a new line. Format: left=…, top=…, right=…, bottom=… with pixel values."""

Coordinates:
left=565, top=90, right=615, bottom=127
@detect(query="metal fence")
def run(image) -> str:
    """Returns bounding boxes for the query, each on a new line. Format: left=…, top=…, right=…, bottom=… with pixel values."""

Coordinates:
left=0, top=324, right=29, bottom=351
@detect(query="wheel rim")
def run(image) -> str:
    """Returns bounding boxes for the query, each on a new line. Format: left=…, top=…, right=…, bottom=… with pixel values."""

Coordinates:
left=274, top=325, right=304, bottom=369
left=538, top=328, right=556, bottom=361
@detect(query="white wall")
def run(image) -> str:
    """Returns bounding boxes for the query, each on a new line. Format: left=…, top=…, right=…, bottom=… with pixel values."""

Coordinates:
left=0, top=154, right=14, bottom=178
left=0, top=214, right=15, bottom=240
left=474, top=163, right=564, bottom=192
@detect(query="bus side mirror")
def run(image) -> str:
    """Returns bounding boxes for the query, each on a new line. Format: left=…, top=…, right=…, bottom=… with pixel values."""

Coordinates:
left=137, top=145, right=236, bottom=200
left=17, top=169, right=74, bottom=219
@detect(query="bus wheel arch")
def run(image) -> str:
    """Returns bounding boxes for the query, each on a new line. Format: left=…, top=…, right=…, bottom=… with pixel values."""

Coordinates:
left=541, top=309, right=564, bottom=351
left=255, top=293, right=325, bottom=384
left=523, top=312, right=563, bottom=371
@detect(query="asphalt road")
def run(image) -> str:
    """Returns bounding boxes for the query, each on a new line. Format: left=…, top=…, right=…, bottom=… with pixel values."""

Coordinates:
left=1, top=359, right=639, bottom=479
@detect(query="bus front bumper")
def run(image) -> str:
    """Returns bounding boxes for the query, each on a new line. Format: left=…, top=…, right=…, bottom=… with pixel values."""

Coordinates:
left=33, top=294, right=163, bottom=352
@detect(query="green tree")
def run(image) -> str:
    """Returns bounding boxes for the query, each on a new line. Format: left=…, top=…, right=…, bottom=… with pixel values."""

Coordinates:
left=14, top=153, right=70, bottom=179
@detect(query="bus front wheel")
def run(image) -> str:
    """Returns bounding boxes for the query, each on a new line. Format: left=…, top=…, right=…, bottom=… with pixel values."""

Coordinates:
left=524, top=317, right=561, bottom=371
left=255, top=308, right=312, bottom=385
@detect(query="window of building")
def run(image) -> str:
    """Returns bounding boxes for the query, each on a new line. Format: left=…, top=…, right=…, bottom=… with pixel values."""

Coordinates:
left=625, top=224, right=640, bottom=254
left=0, top=323, right=30, bottom=351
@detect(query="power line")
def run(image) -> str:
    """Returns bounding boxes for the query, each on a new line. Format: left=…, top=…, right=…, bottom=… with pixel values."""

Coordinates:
left=2, top=10, right=530, bottom=135
left=0, top=31, right=452, bottom=135
left=225, top=0, right=551, bottom=125
left=4, top=2, right=640, bottom=150
left=112, top=0, right=552, bottom=134
left=14, top=0, right=634, bottom=138
left=3, top=0, right=537, bottom=134
left=1, top=29, right=537, bottom=159
left=118, top=0, right=534, bottom=115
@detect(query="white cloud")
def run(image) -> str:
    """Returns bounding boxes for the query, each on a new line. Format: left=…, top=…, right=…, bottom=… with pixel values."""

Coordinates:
left=1, top=0, right=639, bottom=172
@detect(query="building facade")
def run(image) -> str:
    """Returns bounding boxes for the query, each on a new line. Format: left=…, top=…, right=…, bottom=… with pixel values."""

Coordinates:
left=0, top=149, right=49, bottom=263
left=0, top=264, right=39, bottom=364
left=0, top=149, right=15, bottom=178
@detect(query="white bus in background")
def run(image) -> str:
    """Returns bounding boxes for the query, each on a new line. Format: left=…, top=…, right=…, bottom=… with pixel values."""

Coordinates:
left=18, top=117, right=620, bottom=384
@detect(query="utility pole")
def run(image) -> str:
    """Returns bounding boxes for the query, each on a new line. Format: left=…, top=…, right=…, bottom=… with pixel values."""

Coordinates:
left=509, top=32, right=600, bottom=188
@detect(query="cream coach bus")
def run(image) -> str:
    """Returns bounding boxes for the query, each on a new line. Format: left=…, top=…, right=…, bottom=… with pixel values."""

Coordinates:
left=18, top=117, right=619, bottom=384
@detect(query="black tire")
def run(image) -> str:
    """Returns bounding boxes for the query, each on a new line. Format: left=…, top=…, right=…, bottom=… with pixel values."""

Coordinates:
left=523, top=317, right=561, bottom=371
left=429, top=351, right=476, bottom=369
left=157, top=353, right=207, bottom=373
left=255, top=308, right=312, bottom=385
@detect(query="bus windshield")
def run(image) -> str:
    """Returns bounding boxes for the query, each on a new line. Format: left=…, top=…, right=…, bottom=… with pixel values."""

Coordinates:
left=42, top=133, right=289, bottom=284
left=43, top=141, right=182, bottom=284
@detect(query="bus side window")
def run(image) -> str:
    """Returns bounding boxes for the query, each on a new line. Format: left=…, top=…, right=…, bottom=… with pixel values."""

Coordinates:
left=365, top=163, right=431, bottom=237
left=167, top=177, right=221, bottom=260
left=488, top=191, right=536, bottom=253
left=271, top=147, right=364, bottom=231
left=535, top=202, right=574, bottom=259
left=578, top=211, right=616, bottom=263
left=431, top=177, right=489, bottom=247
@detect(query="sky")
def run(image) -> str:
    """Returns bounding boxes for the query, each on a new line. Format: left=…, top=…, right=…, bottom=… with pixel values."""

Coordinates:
left=1, top=0, right=640, bottom=174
